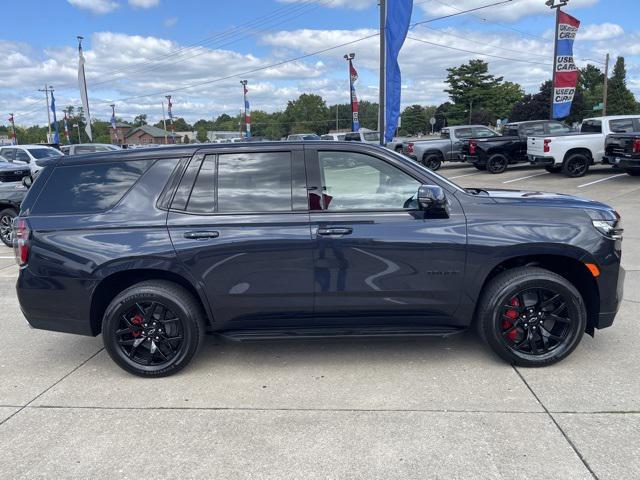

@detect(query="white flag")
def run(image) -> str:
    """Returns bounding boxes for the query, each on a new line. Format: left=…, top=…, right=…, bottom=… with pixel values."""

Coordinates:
left=78, top=44, right=93, bottom=141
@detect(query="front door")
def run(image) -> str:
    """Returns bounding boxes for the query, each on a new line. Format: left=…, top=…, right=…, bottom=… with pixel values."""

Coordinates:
left=306, top=146, right=467, bottom=326
left=167, top=147, right=314, bottom=329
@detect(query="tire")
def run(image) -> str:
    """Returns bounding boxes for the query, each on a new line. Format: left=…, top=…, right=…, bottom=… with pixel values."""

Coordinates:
left=422, top=153, right=442, bottom=171
left=562, top=153, right=590, bottom=178
left=625, top=168, right=640, bottom=176
left=102, top=280, right=205, bottom=377
left=486, top=154, right=509, bottom=174
left=544, top=165, right=562, bottom=173
left=0, top=208, right=17, bottom=248
left=473, top=164, right=487, bottom=171
left=476, top=267, right=586, bottom=367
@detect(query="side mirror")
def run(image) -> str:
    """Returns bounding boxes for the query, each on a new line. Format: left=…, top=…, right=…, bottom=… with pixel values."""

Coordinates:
left=22, top=175, right=33, bottom=189
left=418, top=184, right=447, bottom=211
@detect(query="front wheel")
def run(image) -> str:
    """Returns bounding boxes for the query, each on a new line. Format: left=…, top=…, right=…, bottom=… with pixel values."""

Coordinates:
left=476, top=267, right=586, bottom=367
left=102, top=280, right=204, bottom=377
left=486, top=154, right=509, bottom=174
left=562, top=153, right=590, bottom=177
left=422, top=154, right=442, bottom=171
left=0, top=208, right=17, bottom=247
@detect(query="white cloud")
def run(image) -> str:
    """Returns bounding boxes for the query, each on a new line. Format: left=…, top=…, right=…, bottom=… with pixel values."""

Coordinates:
left=579, top=23, right=624, bottom=41
left=67, top=0, right=119, bottom=14
left=278, top=0, right=374, bottom=10
left=164, top=17, right=178, bottom=28
left=129, top=0, right=160, bottom=8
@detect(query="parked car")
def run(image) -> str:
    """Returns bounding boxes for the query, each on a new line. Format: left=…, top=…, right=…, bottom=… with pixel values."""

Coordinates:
left=460, top=121, right=572, bottom=174
left=0, top=179, right=28, bottom=247
left=528, top=116, right=640, bottom=177
left=321, top=133, right=346, bottom=141
left=604, top=132, right=640, bottom=176
left=403, top=125, right=499, bottom=171
left=61, top=143, right=121, bottom=155
left=344, top=131, right=381, bottom=144
left=0, top=159, right=31, bottom=183
left=286, top=134, right=321, bottom=141
left=14, top=142, right=624, bottom=377
left=0, top=145, right=63, bottom=175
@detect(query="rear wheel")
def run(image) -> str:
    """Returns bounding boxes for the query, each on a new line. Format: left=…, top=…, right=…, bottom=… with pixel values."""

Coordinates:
left=0, top=208, right=17, bottom=247
left=422, top=153, right=442, bottom=171
left=476, top=267, right=586, bottom=367
left=562, top=153, right=590, bottom=178
left=544, top=165, right=562, bottom=173
left=486, top=154, right=509, bottom=174
left=625, top=168, right=640, bottom=176
left=102, top=280, right=204, bottom=377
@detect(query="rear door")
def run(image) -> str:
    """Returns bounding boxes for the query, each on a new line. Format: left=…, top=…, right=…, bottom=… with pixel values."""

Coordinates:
left=167, top=146, right=315, bottom=329
left=450, top=127, right=473, bottom=160
left=305, top=144, right=467, bottom=326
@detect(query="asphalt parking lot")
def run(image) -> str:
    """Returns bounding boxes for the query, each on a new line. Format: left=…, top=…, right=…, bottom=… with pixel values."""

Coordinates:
left=0, top=162, right=639, bottom=479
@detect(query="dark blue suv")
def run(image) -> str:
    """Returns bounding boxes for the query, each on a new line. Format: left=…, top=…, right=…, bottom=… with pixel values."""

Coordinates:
left=14, top=143, right=624, bottom=376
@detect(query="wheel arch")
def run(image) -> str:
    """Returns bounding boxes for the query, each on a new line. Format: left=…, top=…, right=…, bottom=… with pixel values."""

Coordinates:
left=422, top=149, right=445, bottom=160
left=474, top=253, right=600, bottom=334
left=563, top=148, right=593, bottom=163
left=90, top=268, right=212, bottom=336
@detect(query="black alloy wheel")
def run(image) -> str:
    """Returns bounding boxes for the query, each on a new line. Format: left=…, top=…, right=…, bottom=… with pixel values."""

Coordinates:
left=562, top=153, right=590, bottom=178
left=0, top=208, right=17, bottom=248
left=477, top=267, right=586, bottom=366
left=422, top=154, right=442, bottom=171
left=486, top=154, right=509, bottom=174
left=102, top=280, right=203, bottom=377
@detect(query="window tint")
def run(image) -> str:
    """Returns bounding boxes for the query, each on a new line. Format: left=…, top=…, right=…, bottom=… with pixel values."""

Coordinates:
left=0, top=149, right=14, bottom=161
left=27, top=148, right=62, bottom=159
left=15, top=150, right=31, bottom=163
left=319, top=151, right=420, bottom=211
left=581, top=120, right=602, bottom=133
left=504, top=126, right=520, bottom=136
left=217, top=152, right=292, bottom=212
left=344, top=133, right=361, bottom=142
left=171, top=155, right=204, bottom=211
left=521, top=123, right=546, bottom=136
left=32, top=160, right=152, bottom=214
left=549, top=122, right=571, bottom=134
left=455, top=128, right=473, bottom=139
left=74, top=146, right=97, bottom=154
left=187, top=155, right=216, bottom=213
left=609, top=119, right=635, bottom=133
left=472, top=128, right=498, bottom=138
left=321, top=135, right=333, bottom=140
left=440, top=129, right=450, bottom=139
left=363, top=132, right=380, bottom=142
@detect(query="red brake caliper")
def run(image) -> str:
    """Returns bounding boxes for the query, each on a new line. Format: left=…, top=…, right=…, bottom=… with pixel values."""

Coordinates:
left=503, top=297, right=520, bottom=341
left=130, top=314, right=143, bottom=337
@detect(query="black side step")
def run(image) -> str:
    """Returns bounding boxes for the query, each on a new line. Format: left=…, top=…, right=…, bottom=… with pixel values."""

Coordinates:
left=217, top=326, right=466, bottom=342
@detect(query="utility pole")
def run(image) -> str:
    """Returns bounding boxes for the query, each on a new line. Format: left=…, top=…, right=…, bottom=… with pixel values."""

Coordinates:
left=547, top=0, right=570, bottom=120
left=240, top=80, right=248, bottom=138
left=110, top=104, right=118, bottom=145
left=39, top=84, right=53, bottom=142
left=469, top=99, right=473, bottom=125
left=344, top=53, right=356, bottom=132
left=161, top=101, right=168, bottom=145
left=73, top=123, right=81, bottom=143
left=165, top=95, right=174, bottom=143
left=602, top=52, right=610, bottom=116
left=378, top=0, right=386, bottom=145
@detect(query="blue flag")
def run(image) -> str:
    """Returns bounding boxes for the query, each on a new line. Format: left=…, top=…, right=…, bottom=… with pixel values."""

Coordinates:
left=50, top=91, right=60, bottom=144
left=384, top=0, right=413, bottom=143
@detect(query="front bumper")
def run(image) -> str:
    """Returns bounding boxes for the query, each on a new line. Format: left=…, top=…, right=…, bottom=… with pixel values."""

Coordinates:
left=604, top=155, right=640, bottom=169
left=528, top=155, right=555, bottom=166
left=595, top=265, right=625, bottom=329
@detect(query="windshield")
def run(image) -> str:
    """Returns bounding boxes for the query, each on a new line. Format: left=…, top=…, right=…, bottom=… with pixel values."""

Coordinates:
left=28, top=148, right=63, bottom=159
left=363, top=132, right=380, bottom=141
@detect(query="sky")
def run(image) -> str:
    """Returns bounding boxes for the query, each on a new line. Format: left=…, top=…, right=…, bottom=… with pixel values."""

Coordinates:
left=2, top=0, right=638, bottom=127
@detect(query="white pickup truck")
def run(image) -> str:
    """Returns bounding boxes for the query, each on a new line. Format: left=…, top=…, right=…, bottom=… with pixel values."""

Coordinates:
left=528, top=115, right=640, bottom=177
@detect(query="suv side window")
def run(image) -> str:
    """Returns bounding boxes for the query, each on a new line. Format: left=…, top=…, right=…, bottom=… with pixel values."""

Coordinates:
left=318, top=151, right=420, bottom=211
left=15, top=149, right=31, bottom=163
left=0, top=148, right=14, bottom=161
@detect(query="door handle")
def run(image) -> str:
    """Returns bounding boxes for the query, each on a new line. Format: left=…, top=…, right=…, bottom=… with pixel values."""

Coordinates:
left=183, top=231, right=219, bottom=240
left=317, top=227, right=353, bottom=236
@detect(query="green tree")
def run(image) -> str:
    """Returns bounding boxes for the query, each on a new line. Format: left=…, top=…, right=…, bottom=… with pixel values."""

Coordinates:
left=445, top=60, right=502, bottom=115
left=607, top=57, right=638, bottom=115
left=133, top=114, right=147, bottom=127
left=283, top=94, right=330, bottom=135
left=196, top=127, right=208, bottom=142
left=488, top=81, right=524, bottom=119
left=510, top=80, right=552, bottom=121
left=400, top=105, right=427, bottom=135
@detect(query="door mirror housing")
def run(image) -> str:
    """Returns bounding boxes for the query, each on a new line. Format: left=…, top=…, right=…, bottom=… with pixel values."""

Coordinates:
left=418, top=184, right=447, bottom=211
left=22, top=175, right=33, bottom=189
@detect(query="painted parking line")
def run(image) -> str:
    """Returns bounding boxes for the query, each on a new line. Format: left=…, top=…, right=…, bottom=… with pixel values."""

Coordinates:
left=578, top=174, right=627, bottom=188
left=0, top=256, right=14, bottom=259
left=502, top=172, right=549, bottom=184
left=448, top=172, right=482, bottom=180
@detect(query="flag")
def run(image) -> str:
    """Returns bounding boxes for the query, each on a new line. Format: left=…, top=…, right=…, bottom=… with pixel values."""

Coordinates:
left=245, top=98, right=252, bottom=138
left=78, top=42, right=93, bottom=141
left=167, top=98, right=173, bottom=121
left=50, top=91, right=60, bottom=144
left=63, top=111, right=70, bottom=143
left=8, top=114, right=17, bottom=144
left=384, top=0, right=413, bottom=143
left=552, top=11, right=580, bottom=119
left=349, top=61, right=360, bottom=132
left=350, top=62, right=358, bottom=84
left=110, top=111, right=117, bottom=130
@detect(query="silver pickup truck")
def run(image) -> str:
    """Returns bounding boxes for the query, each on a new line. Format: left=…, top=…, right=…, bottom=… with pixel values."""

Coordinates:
left=402, top=125, right=499, bottom=171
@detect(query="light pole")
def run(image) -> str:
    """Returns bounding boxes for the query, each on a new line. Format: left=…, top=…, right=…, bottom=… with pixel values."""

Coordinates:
left=343, top=53, right=356, bottom=132
left=39, top=84, right=53, bottom=142
left=110, top=104, right=118, bottom=145
left=240, top=80, right=248, bottom=138
left=546, top=0, right=570, bottom=120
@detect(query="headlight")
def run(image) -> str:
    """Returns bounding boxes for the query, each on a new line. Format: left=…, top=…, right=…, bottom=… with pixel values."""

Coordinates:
left=587, top=210, right=623, bottom=240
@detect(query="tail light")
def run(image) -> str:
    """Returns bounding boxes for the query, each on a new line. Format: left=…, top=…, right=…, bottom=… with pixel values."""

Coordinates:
left=543, top=139, right=552, bottom=153
left=633, top=139, right=640, bottom=154
left=469, top=141, right=477, bottom=155
left=407, top=143, right=414, bottom=155
left=13, top=218, right=30, bottom=266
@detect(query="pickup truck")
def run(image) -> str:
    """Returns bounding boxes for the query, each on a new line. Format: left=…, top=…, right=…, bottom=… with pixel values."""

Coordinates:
left=604, top=133, right=640, bottom=176
left=0, top=178, right=28, bottom=247
left=460, top=120, right=573, bottom=174
left=403, top=125, right=499, bottom=171
left=528, top=115, right=640, bottom=177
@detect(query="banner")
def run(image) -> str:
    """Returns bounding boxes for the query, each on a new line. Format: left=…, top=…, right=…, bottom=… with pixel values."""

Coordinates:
left=63, top=111, right=70, bottom=143
left=552, top=11, right=580, bottom=119
left=8, top=114, right=17, bottom=144
left=50, top=91, right=60, bottom=144
left=78, top=42, right=93, bottom=141
left=349, top=61, right=360, bottom=132
left=244, top=84, right=251, bottom=138
left=384, top=0, right=413, bottom=143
